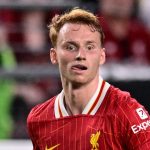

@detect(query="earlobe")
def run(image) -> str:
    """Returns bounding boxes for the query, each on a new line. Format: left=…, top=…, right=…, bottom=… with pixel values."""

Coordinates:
left=50, top=48, right=57, bottom=64
left=99, top=48, right=106, bottom=65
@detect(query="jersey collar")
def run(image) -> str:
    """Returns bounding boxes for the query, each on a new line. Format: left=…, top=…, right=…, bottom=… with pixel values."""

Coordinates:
left=54, top=78, right=110, bottom=118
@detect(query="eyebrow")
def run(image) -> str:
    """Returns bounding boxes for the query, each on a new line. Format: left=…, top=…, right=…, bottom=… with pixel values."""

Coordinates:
left=65, top=40, right=97, bottom=45
left=86, top=40, right=97, bottom=44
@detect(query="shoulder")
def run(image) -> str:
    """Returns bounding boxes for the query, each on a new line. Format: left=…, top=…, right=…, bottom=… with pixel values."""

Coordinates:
left=108, top=85, right=150, bottom=139
left=108, top=85, right=139, bottom=104
left=106, top=85, right=150, bottom=125
left=108, top=85, right=150, bottom=130
left=108, top=85, right=131, bottom=106
left=27, top=96, right=56, bottom=124
left=110, top=85, right=150, bottom=148
left=108, top=85, right=146, bottom=114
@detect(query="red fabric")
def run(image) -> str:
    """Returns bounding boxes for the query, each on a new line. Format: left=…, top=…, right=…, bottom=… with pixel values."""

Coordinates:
left=27, top=85, right=150, bottom=150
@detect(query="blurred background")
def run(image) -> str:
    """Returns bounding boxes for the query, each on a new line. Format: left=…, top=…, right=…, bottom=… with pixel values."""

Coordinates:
left=0, top=0, right=150, bottom=149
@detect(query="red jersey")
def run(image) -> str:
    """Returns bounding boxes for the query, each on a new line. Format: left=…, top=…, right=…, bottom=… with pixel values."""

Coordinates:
left=27, top=79, right=150, bottom=150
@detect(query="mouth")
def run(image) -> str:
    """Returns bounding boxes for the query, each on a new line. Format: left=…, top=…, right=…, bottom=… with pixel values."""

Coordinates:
left=71, top=64, right=88, bottom=71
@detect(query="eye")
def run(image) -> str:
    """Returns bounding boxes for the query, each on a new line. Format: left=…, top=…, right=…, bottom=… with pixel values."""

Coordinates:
left=66, top=43, right=77, bottom=51
left=87, top=44, right=95, bottom=51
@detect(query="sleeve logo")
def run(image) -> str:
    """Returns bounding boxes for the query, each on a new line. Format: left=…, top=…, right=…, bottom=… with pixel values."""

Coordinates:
left=136, top=108, right=148, bottom=120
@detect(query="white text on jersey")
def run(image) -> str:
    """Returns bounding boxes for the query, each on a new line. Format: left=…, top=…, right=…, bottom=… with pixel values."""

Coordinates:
left=131, top=119, right=150, bottom=134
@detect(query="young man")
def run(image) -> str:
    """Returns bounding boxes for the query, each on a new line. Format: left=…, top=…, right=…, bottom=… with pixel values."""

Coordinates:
left=27, top=8, right=150, bottom=150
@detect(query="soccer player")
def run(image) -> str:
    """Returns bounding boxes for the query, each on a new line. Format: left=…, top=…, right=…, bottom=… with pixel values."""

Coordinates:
left=27, top=8, right=150, bottom=150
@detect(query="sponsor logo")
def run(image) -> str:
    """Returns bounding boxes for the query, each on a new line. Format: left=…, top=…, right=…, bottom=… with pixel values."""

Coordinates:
left=131, top=119, right=150, bottom=134
left=45, top=144, right=60, bottom=150
left=136, top=108, right=148, bottom=120
left=90, top=131, right=100, bottom=150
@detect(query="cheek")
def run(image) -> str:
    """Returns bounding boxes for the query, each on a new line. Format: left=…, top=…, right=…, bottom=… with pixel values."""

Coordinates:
left=57, top=54, right=70, bottom=70
left=93, top=59, right=101, bottom=70
left=57, top=51, right=75, bottom=65
left=92, top=55, right=101, bottom=66
left=88, top=57, right=100, bottom=74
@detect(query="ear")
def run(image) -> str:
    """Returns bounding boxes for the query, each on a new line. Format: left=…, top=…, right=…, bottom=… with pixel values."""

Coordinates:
left=99, top=48, right=106, bottom=65
left=50, top=48, right=58, bottom=64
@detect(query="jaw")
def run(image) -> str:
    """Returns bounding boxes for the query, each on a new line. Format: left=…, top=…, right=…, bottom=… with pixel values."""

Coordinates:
left=60, top=70, right=99, bottom=89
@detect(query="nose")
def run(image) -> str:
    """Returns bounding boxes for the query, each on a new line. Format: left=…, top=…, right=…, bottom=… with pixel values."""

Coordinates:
left=75, top=49, right=86, bottom=61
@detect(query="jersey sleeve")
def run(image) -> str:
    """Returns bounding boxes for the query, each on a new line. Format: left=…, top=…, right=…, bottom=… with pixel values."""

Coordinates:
left=27, top=105, right=41, bottom=150
left=26, top=98, right=55, bottom=150
left=118, top=95, right=150, bottom=150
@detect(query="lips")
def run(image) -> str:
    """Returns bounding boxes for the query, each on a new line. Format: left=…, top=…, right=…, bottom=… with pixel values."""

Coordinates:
left=71, top=64, right=87, bottom=70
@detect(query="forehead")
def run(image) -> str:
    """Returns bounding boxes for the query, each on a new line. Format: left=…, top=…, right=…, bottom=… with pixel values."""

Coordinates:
left=58, top=23, right=100, bottom=42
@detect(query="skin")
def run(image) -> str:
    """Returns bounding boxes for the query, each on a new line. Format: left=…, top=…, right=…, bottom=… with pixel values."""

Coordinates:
left=50, top=23, right=105, bottom=115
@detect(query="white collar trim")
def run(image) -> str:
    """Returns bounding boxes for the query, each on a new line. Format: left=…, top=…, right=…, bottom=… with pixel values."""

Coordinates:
left=54, top=78, right=110, bottom=118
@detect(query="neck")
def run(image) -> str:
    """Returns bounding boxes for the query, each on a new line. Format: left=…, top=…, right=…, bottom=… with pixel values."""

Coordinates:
left=61, top=75, right=100, bottom=115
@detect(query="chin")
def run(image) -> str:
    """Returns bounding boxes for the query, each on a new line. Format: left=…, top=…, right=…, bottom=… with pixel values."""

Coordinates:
left=68, top=75, right=84, bottom=82
left=70, top=75, right=91, bottom=85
